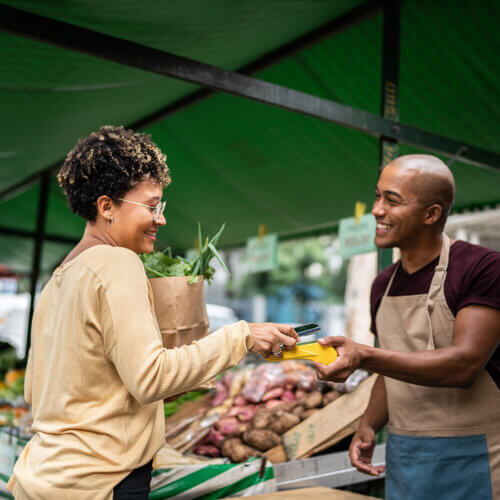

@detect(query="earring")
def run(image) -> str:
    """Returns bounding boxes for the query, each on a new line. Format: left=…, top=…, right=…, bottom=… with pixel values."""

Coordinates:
left=107, top=217, right=114, bottom=228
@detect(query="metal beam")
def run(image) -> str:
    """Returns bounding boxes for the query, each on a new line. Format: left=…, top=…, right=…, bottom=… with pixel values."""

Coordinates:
left=130, top=0, right=383, bottom=131
left=0, top=225, right=79, bottom=245
left=0, top=3, right=497, bottom=200
left=378, top=0, right=401, bottom=272
left=25, top=173, right=50, bottom=361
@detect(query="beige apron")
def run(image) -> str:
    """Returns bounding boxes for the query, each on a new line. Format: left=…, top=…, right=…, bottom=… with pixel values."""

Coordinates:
left=376, top=234, right=500, bottom=498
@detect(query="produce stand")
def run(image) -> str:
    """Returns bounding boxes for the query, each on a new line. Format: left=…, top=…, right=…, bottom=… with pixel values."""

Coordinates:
left=0, top=430, right=385, bottom=499
left=0, top=364, right=383, bottom=499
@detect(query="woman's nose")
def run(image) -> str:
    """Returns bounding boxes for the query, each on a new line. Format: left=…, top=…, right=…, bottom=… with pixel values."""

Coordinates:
left=156, top=212, right=167, bottom=226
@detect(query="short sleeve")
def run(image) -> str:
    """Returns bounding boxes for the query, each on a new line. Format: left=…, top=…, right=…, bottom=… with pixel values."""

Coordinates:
left=456, top=250, right=500, bottom=313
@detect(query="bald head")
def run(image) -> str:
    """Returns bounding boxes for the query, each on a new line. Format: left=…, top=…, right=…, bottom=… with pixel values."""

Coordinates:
left=388, top=155, right=455, bottom=229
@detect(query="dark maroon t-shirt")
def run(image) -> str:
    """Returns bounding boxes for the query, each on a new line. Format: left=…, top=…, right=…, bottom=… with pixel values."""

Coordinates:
left=370, top=240, right=500, bottom=388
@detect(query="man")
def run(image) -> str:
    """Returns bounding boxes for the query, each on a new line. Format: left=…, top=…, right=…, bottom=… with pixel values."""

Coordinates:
left=314, top=155, right=500, bottom=499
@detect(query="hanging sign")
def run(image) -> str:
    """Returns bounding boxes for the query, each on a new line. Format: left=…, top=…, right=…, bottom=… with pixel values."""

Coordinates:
left=339, top=214, right=376, bottom=258
left=246, top=234, right=278, bottom=273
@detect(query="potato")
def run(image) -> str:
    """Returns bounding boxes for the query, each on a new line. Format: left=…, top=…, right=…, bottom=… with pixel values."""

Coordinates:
left=269, top=410, right=300, bottom=434
left=302, top=408, right=319, bottom=419
left=243, top=429, right=281, bottom=451
left=221, top=437, right=260, bottom=462
left=303, top=390, right=323, bottom=409
left=268, top=401, right=296, bottom=414
left=322, top=391, right=341, bottom=406
left=253, top=407, right=273, bottom=430
left=292, top=405, right=306, bottom=419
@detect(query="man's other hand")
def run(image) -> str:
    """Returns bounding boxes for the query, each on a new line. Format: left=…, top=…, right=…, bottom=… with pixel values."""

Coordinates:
left=349, top=425, right=385, bottom=477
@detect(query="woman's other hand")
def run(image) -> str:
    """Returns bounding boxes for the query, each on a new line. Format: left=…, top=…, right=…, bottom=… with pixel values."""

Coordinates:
left=247, top=323, right=298, bottom=358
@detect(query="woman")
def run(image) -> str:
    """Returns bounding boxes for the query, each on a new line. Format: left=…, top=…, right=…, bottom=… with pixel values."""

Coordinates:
left=7, top=126, right=297, bottom=499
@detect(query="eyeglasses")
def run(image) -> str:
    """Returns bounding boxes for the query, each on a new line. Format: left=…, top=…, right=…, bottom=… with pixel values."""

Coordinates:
left=117, top=198, right=166, bottom=222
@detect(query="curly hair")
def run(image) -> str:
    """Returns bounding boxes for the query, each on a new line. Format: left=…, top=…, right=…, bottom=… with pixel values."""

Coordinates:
left=57, top=126, right=170, bottom=221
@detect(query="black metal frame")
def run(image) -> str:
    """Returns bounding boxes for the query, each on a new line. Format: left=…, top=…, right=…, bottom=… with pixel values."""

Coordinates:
left=378, top=0, right=401, bottom=272
left=0, top=226, right=78, bottom=245
left=0, top=1, right=498, bottom=353
left=24, top=173, right=50, bottom=360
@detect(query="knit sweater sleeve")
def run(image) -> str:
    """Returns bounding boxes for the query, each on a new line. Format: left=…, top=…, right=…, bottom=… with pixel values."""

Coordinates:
left=94, top=247, right=253, bottom=404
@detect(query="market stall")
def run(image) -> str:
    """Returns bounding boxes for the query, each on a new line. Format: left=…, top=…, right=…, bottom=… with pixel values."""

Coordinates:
left=0, top=363, right=382, bottom=498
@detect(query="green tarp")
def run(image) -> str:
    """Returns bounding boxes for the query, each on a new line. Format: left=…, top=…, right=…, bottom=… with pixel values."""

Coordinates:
left=0, top=0, right=499, bottom=274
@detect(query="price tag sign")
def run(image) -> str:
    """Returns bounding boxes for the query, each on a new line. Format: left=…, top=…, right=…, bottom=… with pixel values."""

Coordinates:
left=246, top=234, right=278, bottom=273
left=0, top=431, right=17, bottom=478
left=339, top=214, right=376, bottom=258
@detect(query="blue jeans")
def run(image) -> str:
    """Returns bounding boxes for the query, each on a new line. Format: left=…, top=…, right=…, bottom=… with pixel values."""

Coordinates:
left=113, top=460, right=153, bottom=499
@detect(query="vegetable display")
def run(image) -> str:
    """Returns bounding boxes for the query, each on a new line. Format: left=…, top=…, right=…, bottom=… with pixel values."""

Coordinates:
left=163, top=362, right=371, bottom=463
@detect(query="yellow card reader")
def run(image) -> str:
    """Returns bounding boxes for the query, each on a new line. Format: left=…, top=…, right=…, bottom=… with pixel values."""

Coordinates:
left=266, top=340, right=338, bottom=366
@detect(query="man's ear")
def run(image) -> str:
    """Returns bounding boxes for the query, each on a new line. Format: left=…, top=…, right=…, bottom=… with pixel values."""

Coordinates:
left=424, top=204, right=443, bottom=226
left=96, top=195, right=114, bottom=221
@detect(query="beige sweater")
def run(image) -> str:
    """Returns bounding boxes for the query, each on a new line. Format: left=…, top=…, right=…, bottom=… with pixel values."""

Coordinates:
left=7, top=245, right=253, bottom=499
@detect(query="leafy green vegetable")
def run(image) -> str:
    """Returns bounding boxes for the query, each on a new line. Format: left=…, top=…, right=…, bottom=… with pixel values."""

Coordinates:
left=140, top=222, right=229, bottom=285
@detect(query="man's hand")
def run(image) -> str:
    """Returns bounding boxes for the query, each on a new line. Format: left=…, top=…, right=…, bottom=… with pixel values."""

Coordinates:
left=312, top=336, right=366, bottom=382
left=349, top=425, right=385, bottom=477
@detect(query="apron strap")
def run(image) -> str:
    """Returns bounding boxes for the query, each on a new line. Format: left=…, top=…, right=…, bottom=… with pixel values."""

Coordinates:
left=425, top=234, right=451, bottom=349
left=382, top=260, right=400, bottom=299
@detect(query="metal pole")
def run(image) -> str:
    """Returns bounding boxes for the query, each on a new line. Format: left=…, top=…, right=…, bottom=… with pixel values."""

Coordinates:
left=378, top=0, right=401, bottom=272
left=25, top=173, right=50, bottom=361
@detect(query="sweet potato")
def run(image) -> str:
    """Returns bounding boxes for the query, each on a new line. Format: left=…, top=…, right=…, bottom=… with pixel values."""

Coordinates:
left=262, top=387, right=284, bottom=402
left=206, top=428, right=225, bottom=448
left=233, top=395, right=248, bottom=407
left=303, top=390, right=323, bottom=409
left=236, top=405, right=257, bottom=422
left=221, top=437, right=260, bottom=462
left=193, top=444, right=221, bottom=458
left=281, top=390, right=295, bottom=402
left=211, top=381, right=229, bottom=407
left=243, top=430, right=282, bottom=451
left=269, top=410, right=300, bottom=434
left=215, top=417, right=240, bottom=435
left=226, top=404, right=257, bottom=421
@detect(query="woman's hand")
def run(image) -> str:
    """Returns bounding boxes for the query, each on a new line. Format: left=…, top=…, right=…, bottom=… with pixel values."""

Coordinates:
left=349, top=425, right=385, bottom=476
left=247, top=323, right=298, bottom=358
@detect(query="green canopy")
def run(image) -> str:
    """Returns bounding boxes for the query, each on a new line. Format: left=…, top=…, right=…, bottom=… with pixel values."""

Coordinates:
left=0, top=0, right=499, bottom=274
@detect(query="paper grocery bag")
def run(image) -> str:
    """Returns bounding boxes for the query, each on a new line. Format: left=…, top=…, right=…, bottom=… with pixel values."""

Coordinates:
left=148, top=276, right=210, bottom=349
